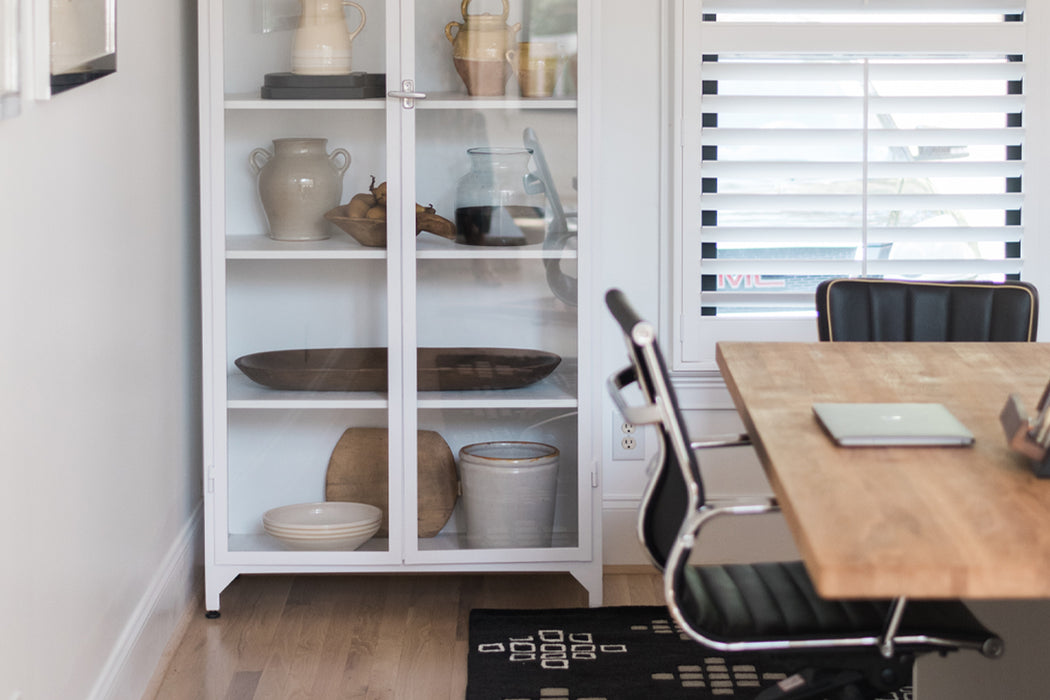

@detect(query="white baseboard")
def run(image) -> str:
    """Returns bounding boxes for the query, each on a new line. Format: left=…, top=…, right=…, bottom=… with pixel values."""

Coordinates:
left=87, top=502, right=204, bottom=700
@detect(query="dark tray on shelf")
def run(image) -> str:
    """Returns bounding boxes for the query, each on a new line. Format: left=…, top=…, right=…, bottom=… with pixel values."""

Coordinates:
left=234, top=347, right=562, bottom=392
left=260, top=71, right=386, bottom=100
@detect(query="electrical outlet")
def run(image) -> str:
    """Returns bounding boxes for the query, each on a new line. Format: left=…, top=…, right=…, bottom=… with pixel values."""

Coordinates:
left=612, top=413, right=646, bottom=460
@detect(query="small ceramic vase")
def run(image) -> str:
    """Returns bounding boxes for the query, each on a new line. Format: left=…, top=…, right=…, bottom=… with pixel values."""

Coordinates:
left=249, top=138, right=351, bottom=241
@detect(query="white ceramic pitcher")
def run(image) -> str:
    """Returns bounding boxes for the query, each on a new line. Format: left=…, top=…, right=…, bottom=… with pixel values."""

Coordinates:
left=292, top=0, right=366, bottom=76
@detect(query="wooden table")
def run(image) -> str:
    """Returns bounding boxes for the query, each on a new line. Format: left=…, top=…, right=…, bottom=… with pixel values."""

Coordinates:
left=716, top=341, right=1050, bottom=600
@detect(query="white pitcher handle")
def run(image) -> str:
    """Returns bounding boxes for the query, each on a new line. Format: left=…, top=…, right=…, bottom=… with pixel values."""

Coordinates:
left=343, top=1, right=366, bottom=42
left=248, top=147, right=271, bottom=175
left=329, top=148, right=351, bottom=176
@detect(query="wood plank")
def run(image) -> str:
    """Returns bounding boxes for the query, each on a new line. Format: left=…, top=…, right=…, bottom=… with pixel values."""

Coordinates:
left=142, top=572, right=664, bottom=700
left=716, top=341, right=1050, bottom=599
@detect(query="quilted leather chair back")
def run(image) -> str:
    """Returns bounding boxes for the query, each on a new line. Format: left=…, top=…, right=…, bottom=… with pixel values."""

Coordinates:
left=816, top=279, right=1038, bottom=342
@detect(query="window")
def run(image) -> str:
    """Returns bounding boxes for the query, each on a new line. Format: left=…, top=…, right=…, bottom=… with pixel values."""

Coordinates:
left=672, top=0, right=1031, bottom=369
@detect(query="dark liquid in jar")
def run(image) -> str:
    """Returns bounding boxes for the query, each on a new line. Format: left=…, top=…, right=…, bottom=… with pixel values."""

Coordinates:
left=455, top=205, right=546, bottom=246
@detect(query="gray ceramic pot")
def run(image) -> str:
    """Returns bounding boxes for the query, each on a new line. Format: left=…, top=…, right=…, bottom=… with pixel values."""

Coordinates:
left=249, top=137, right=351, bottom=241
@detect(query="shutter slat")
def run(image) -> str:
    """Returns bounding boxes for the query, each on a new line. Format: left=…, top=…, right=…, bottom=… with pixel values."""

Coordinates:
left=702, top=161, right=1025, bottom=178
left=702, top=258, right=1022, bottom=276
left=703, top=95, right=1024, bottom=114
left=702, top=61, right=1024, bottom=82
left=701, top=0, right=1024, bottom=14
left=701, top=226, right=1023, bottom=244
left=701, top=193, right=1023, bottom=211
left=701, top=127, right=1024, bottom=147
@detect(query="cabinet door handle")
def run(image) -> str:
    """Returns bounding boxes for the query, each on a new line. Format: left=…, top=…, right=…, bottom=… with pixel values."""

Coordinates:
left=389, top=80, right=427, bottom=108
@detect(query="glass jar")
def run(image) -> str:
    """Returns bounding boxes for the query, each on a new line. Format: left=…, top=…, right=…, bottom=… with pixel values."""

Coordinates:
left=454, top=147, right=546, bottom=246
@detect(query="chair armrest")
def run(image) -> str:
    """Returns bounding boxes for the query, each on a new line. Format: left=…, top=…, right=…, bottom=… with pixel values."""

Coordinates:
left=674, top=498, right=782, bottom=555
left=703, top=495, right=779, bottom=511
left=691, top=433, right=751, bottom=450
left=607, top=365, right=664, bottom=425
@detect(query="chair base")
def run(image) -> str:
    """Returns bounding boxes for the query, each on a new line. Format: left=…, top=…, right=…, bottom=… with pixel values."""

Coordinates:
left=754, top=653, right=914, bottom=700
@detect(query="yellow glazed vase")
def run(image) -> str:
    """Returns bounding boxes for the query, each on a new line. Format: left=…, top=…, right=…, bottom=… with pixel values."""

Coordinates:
left=444, top=0, right=521, bottom=96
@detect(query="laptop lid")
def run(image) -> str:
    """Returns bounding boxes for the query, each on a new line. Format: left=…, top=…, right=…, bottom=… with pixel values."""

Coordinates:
left=812, top=402, right=975, bottom=447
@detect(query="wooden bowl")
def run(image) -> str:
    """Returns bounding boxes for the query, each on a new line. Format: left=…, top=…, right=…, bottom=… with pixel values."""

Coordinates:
left=325, top=212, right=388, bottom=247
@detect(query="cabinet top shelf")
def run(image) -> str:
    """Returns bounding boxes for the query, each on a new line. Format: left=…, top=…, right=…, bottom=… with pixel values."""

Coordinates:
left=224, top=93, right=577, bottom=111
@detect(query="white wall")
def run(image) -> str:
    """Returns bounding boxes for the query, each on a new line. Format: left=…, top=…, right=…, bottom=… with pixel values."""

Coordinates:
left=594, top=0, right=794, bottom=565
left=0, top=0, right=201, bottom=698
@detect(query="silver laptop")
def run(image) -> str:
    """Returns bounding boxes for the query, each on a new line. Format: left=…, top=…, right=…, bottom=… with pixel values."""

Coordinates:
left=812, top=402, right=974, bottom=447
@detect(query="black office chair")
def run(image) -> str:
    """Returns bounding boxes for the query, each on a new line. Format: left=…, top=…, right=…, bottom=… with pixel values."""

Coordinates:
left=816, top=278, right=1038, bottom=342
left=605, top=288, right=1003, bottom=700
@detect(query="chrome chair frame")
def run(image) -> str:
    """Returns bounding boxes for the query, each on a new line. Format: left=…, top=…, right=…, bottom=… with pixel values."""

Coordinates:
left=605, top=288, right=1002, bottom=699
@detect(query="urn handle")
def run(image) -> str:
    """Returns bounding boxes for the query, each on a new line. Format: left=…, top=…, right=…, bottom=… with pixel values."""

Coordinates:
left=248, top=147, right=272, bottom=175
left=461, top=0, right=510, bottom=21
left=329, top=147, right=351, bottom=176
left=444, top=20, right=461, bottom=45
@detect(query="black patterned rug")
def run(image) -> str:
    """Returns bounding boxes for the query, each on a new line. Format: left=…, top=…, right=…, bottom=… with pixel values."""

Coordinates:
left=467, top=606, right=913, bottom=700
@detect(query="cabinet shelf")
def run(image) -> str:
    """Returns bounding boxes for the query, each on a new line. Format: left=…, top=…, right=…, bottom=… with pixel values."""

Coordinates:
left=416, top=237, right=578, bottom=259
left=225, top=94, right=386, bottom=110
left=226, top=360, right=577, bottom=409
left=227, top=373, right=388, bottom=408
left=417, top=361, right=578, bottom=408
left=224, top=93, right=576, bottom=111
left=419, top=93, right=577, bottom=110
left=415, top=531, right=581, bottom=552
left=228, top=533, right=391, bottom=553
left=227, top=234, right=386, bottom=260
left=228, top=532, right=579, bottom=557
left=225, top=234, right=578, bottom=260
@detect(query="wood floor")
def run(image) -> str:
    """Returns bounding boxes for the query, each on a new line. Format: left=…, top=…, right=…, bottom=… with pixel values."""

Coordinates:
left=142, top=571, right=664, bottom=700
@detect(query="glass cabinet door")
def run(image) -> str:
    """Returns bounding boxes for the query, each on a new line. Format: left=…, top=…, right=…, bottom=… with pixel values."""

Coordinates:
left=405, top=0, right=583, bottom=561
left=213, top=0, right=398, bottom=563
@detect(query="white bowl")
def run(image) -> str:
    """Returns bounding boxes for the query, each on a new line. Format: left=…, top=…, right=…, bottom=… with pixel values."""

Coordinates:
left=263, top=502, right=382, bottom=530
left=262, top=502, right=382, bottom=550
left=266, top=530, right=379, bottom=550
left=262, top=515, right=381, bottom=532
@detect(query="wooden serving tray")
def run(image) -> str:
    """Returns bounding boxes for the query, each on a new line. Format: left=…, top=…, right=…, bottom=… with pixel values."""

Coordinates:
left=234, top=347, right=561, bottom=392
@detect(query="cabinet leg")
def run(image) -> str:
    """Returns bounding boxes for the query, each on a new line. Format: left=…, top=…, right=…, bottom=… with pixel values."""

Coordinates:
left=205, top=610, right=221, bottom=619
left=205, top=567, right=239, bottom=614
left=569, top=564, right=604, bottom=607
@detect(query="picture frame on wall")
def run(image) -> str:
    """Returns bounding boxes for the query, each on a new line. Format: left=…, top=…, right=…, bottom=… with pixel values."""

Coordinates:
left=49, top=0, right=115, bottom=95
left=1, top=0, right=20, bottom=118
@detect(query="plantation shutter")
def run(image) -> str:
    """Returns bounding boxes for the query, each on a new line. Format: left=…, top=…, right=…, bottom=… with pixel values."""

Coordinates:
left=692, top=1, right=1027, bottom=317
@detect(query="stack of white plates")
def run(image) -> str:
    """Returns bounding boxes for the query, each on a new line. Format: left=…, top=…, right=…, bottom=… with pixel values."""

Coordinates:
left=263, top=502, right=382, bottom=550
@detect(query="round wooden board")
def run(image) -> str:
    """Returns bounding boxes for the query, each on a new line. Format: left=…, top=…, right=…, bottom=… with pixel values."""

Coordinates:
left=325, top=427, right=459, bottom=538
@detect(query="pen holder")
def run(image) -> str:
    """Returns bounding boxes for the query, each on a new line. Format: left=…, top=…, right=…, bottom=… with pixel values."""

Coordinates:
left=999, top=394, right=1050, bottom=477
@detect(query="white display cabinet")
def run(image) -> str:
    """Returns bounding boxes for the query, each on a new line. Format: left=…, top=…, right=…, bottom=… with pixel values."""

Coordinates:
left=200, top=0, right=600, bottom=614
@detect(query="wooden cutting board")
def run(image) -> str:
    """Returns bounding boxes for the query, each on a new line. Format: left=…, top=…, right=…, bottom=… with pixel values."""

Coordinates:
left=325, top=427, right=459, bottom=538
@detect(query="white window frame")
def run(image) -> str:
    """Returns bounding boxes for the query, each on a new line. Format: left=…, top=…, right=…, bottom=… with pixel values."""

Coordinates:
left=668, top=0, right=1050, bottom=373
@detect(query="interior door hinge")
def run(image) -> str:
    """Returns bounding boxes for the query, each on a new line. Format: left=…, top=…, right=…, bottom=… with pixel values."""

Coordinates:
left=206, top=464, right=215, bottom=494
left=591, top=462, right=600, bottom=488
